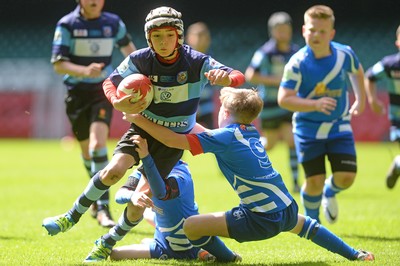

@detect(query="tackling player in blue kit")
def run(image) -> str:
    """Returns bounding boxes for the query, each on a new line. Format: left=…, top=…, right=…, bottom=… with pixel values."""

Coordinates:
left=50, top=0, right=136, bottom=227
left=277, top=5, right=367, bottom=224
left=42, top=6, right=245, bottom=261
left=126, top=86, right=374, bottom=262
left=84, top=159, right=216, bottom=262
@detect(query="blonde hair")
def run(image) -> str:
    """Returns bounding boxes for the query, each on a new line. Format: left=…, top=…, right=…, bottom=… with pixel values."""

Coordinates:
left=304, top=5, right=335, bottom=27
left=220, top=87, right=263, bottom=124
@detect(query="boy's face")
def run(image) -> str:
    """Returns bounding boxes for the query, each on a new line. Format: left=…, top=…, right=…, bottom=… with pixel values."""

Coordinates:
left=80, top=0, right=104, bottom=19
left=150, top=28, right=178, bottom=58
left=302, top=17, right=335, bottom=54
left=396, top=34, right=400, bottom=50
left=271, top=24, right=292, bottom=44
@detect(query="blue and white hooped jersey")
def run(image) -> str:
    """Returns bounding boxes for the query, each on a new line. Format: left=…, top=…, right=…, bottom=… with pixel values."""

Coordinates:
left=110, top=44, right=234, bottom=133
left=191, top=124, right=293, bottom=214
left=365, top=52, right=400, bottom=127
left=51, top=6, right=131, bottom=85
left=280, top=41, right=361, bottom=139
left=150, top=160, right=199, bottom=252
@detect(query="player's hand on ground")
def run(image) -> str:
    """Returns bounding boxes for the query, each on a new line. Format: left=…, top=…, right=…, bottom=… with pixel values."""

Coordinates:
left=205, top=69, right=230, bottom=86
left=130, top=135, right=149, bottom=158
left=113, top=97, right=147, bottom=114
left=130, top=191, right=153, bottom=208
left=315, top=97, right=336, bottom=115
left=84, top=62, right=105, bottom=78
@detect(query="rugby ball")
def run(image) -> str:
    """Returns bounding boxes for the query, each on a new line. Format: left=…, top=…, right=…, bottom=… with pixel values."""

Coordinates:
left=117, top=74, right=153, bottom=108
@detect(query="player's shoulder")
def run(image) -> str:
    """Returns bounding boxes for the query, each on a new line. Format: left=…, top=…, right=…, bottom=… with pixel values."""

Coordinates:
left=380, top=53, right=400, bottom=67
left=259, top=39, right=276, bottom=54
left=331, top=41, right=355, bottom=54
left=57, top=9, right=78, bottom=26
left=286, top=46, right=308, bottom=67
left=182, top=45, right=209, bottom=61
left=101, top=11, right=122, bottom=22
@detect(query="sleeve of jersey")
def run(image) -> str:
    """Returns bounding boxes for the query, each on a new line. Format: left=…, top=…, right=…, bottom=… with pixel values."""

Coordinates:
left=142, top=155, right=167, bottom=199
left=186, top=134, right=204, bottom=155
left=229, top=70, right=246, bottom=87
left=103, top=78, right=118, bottom=104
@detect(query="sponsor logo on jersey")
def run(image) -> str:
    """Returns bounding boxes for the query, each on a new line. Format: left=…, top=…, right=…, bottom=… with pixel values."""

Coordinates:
left=73, top=29, right=88, bottom=37
left=90, top=41, right=100, bottom=55
left=232, top=209, right=245, bottom=220
left=160, top=76, right=175, bottom=82
left=117, top=57, right=130, bottom=74
left=102, top=26, right=112, bottom=37
left=142, top=113, right=188, bottom=129
left=176, top=71, right=188, bottom=84
left=53, top=31, right=62, bottom=42
left=149, top=75, right=158, bottom=82
left=160, top=90, right=172, bottom=101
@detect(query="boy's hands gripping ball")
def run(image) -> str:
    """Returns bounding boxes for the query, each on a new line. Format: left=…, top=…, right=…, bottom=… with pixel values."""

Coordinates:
left=117, top=74, right=154, bottom=109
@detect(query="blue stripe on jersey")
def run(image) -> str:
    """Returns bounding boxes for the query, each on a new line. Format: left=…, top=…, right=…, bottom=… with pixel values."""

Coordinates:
left=51, top=6, right=130, bottom=85
left=281, top=42, right=361, bottom=139
left=110, top=45, right=233, bottom=132
left=196, top=124, right=293, bottom=213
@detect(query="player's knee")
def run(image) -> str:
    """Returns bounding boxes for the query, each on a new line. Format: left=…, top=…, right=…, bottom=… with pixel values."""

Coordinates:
left=183, top=217, right=197, bottom=239
left=100, top=166, right=126, bottom=185
left=334, top=173, right=356, bottom=188
left=126, top=203, right=145, bottom=222
left=305, top=175, right=325, bottom=190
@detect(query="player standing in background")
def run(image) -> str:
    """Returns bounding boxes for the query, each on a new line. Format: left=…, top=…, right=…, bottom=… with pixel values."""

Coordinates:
left=43, top=6, right=245, bottom=250
left=365, top=25, right=400, bottom=189
left=277, top=5, right=366, bottom=224
left=245, top=11, right=301, bottom=193
left=50, top=0, right=136, bottom=227
left=186, top=21, right=216, bottom=128
left=125, top=87, right=374, bottom=262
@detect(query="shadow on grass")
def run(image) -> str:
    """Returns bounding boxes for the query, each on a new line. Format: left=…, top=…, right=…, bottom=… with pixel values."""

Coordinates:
left=140, top=260, right=331, bottom=266
left=0, top=235, right=29, bottom=241
left=343, top=234, right=400, bottom=242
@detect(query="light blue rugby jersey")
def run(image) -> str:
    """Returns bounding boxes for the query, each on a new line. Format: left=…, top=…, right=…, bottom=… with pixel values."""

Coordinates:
left=194, top=124, right=293, bottom=214
left=248, top=39, right=299, bottom=119
left=280, top=41, right=360, bottom=139
left=366, top=52, right=400, bottom=127
left=109, top=44, right=234, bottom=133
left=51, top=6, right=131, bottom=85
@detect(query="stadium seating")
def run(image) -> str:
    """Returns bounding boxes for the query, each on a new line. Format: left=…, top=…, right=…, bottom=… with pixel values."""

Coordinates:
left=0, top=19, right=396, bottom=139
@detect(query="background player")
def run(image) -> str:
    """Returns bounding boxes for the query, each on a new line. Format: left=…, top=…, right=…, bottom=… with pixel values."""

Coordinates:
left=245, top=11, right=300, bottom=192
left=186, top=21, right=217, bottom=128
left=50, top=0, right=136, bottom=227
left=365, top=24, right=400, bottom=189
left=277, top=5, right=366, bottom=224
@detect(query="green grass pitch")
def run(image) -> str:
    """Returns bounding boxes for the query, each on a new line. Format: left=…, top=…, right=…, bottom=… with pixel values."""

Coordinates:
left=0, top=139, right=399, bottom=265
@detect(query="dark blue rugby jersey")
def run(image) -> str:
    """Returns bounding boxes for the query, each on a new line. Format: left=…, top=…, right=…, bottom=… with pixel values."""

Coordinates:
left=110, top=44, right=234, bottom=133
left=51, top=6, right=131, bottom=85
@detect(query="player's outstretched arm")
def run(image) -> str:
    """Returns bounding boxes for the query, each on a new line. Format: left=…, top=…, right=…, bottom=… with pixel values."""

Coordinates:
left=124, top=114, right=190, bottom=150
